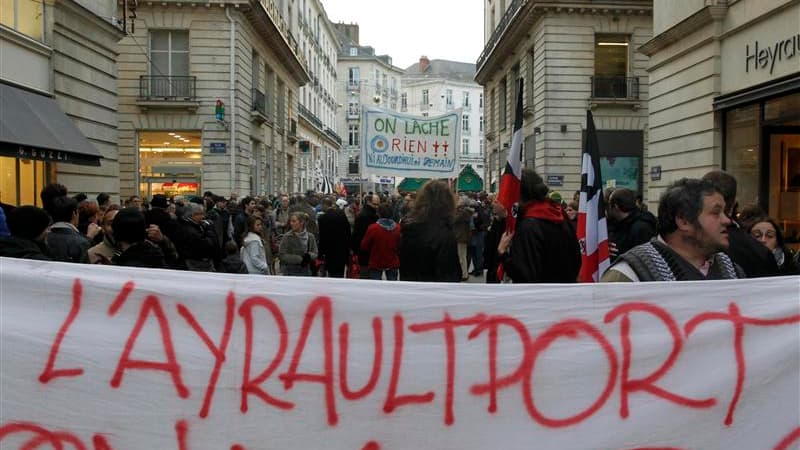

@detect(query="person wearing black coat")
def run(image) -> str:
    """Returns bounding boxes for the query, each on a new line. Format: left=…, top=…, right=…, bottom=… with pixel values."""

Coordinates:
left=607, top=188, right=658, bottom=262
left=0, top=206, right=52, bottom=261
left=45, top=195, right=90, bottom=264
left=702, top=170, right=779, bottom=278
left=498, top=169, right=581, bottom=283
left=351, top=195, right=379, bottom=279
left=145, top=195, right=179, bottom=243
left=111, top=207, right=168, bottom=269
left=174, top=203, right=218, bottom=271
left=483, top=201, right=507, bottom=283
left=399, top=180, right=461, bottom=282
left=317, top=198, right=352, bottom=278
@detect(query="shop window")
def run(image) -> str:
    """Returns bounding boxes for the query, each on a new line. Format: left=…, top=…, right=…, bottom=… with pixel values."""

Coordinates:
left=0, top=156, right=47, bottom=206
left=1, top=0, right=44, bottom=41
left=724, top=104, right=761, bottom=208
left=138, top=131, right=202, bottom=200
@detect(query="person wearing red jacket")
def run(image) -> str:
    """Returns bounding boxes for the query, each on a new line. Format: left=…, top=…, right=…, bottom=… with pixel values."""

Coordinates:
left=360, top=203, right=401, bottom=280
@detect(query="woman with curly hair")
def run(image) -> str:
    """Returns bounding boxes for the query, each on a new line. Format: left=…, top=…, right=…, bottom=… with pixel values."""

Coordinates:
left=398, top=180, right=461, bottom=282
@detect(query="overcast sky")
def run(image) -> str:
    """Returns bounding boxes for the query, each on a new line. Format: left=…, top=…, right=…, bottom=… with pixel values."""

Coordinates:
left=323, top=0, right=484, bottom=70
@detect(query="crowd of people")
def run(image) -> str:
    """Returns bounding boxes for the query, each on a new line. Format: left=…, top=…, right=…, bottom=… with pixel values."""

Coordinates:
left=0, top=168, right=797, bottom=283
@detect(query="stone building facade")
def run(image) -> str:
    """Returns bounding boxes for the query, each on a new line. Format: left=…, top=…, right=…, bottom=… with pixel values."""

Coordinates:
left=0, top=0, right=124, bottom=204
left=117, top=0, right=308, bottom=200
left=334, top=23, right=404, bottom=193
left=403, top=57, right=486, bottom=185
left=477, top=0, right=652, bottom=196
left=640, top=0, right=799, bottom=248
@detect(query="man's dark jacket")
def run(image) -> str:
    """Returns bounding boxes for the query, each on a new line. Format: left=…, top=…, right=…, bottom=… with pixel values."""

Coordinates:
left=726, top=223, right=779, bottom=278
left=611, top=208, right=658, bottom=261
left=0, top=237, right=52, bottom=261
left=351, top=204, right=378, bottom=266
left=318, top=208, right=351, bottom=274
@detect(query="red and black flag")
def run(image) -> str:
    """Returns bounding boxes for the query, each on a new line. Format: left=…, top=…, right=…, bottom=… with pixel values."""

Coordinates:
left=497, top=78, right=524, bottom=233
left=577, top=110, right=610, bottom=282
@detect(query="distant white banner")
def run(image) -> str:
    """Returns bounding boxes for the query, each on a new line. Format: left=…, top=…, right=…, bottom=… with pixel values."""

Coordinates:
left=1, top=258, right=799, bottom=450
left=361, top=107, right=460, bottom=178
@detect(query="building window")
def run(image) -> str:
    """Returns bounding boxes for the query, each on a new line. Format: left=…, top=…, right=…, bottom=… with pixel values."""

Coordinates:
left=0, top=157, right=47, bottom=206
left=499, top=78, right=507, bottom=130
left=463, top=114, right=470, bottom=131
left=348, top=124, right=360, bottom=146
left=489, top=88, right=495, bottom=133
left=422, top=89, right=429, bottom=108
left=479, top=138, right=484, bottom=155
left=446, top=89, right=453, bottom=108
left=463, top=91, right=470, bottom=108
left=401, top=93, right=407, bottom=111
left=1, top=0, right=44, bottom=41
left=462, top=139, right=469, bottom=155
left=348, top=155, right=359, bottom=174
left=479, top=115, right=484, bottom=132
left=149, top=30, right=190, bottom=97
left=479, top=92, right=484, bottom=109
left=593, top=34, right=631, bottom=98
left=348, top=67, right=360, bottom=88
left=375, top=69, right=380, bottom=89
left=348, top=99, right=359, bottom=117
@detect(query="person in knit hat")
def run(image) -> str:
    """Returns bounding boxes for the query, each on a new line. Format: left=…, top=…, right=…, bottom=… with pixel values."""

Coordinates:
left=0, top=206, right=52, bottom=260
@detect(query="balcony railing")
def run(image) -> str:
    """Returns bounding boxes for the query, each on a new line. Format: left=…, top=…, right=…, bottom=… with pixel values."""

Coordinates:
left=476, top=0, right=526, bottom=70
left=325, top=127, right=342, bottom=147
left=139, top=75, right=196, bottom=100
left=347, top=107, right=360, bottom=119
left=348, top=81, right=360, bottom=91
left=299, top=103, right=323, bottom=129
left=591, top=76, right=640, bottom=100
left=252, top=88, right=267, bottom=116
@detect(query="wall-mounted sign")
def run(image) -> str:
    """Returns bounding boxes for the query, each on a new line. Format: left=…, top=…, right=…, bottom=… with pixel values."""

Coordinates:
left=650, top=165, right=662, bottom=181
left=209, top=142, right=227, bottom=154
left=745, top=34, right=800, bottom=75
left=546, top=175, right=564, bottom=186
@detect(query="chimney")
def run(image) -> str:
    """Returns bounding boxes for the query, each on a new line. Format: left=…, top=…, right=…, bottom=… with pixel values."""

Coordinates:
left=419, top=55, right=430, bottom=73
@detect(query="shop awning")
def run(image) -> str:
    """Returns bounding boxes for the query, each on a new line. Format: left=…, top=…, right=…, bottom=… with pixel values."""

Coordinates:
left=0, top=83, right=102, bottom=166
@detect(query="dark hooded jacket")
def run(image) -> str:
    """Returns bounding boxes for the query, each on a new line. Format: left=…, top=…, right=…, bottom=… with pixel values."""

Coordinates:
left=399, top=218, right=461, bottom=282
left=0, top=237, right=52, bottom=261
left=503, top=200, right=581, bottom=283
left=610, top=208, right=658, bottom=261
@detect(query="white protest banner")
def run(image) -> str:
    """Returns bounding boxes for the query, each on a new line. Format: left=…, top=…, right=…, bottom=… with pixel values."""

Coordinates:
left=361, top=107, right=460, bottom=178
left=1, top=257, right=799, bottom=450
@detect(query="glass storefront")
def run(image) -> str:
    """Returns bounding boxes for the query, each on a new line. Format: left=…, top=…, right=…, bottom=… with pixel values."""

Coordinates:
left=0, top=156, right=48, bottom=206
left=724, top=92, right=800, bottom=251
left=138, top=131, right=202, bottom=200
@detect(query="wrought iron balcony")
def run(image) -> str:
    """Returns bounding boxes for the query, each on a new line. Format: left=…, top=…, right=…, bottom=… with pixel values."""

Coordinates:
left=299, top=103, right=323, bottom=130
left=252, top=88, right=267, bottom=116
left=591, top=76, right=640, bottom=100
left=139, top=75, right=196, bottom=100
left=476, top=0, right=526, bottom=70
left=325, top=127, right=342, bottom=147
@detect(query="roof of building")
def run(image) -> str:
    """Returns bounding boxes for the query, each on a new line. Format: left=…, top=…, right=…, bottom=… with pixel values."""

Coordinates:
left=404, top=59, right=476, bottom=83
